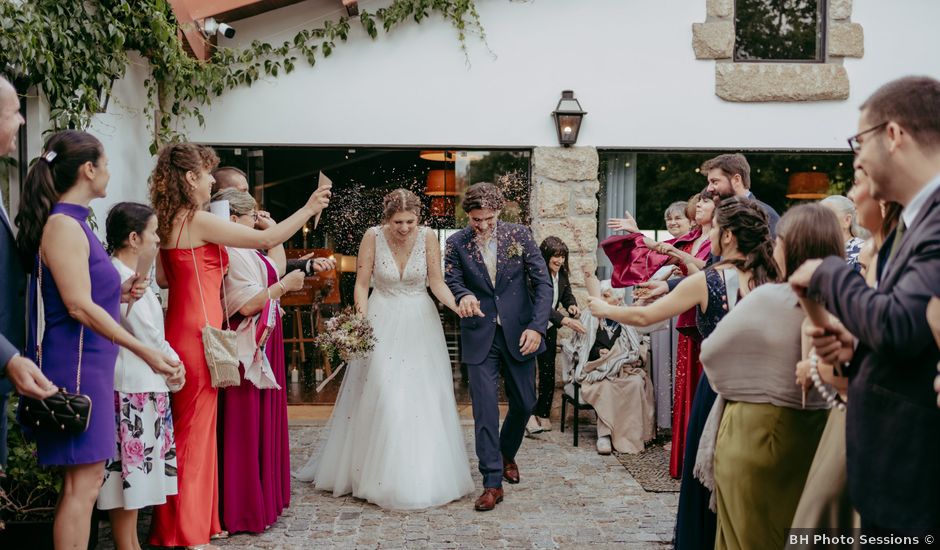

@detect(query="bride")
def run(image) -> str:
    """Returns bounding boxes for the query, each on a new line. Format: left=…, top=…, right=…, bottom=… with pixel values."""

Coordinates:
left=295, top=188, right=475, bottom=509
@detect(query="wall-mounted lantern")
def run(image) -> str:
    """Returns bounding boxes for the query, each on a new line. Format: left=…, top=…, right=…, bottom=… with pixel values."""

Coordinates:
left=551, top=90, right=586, bottom=147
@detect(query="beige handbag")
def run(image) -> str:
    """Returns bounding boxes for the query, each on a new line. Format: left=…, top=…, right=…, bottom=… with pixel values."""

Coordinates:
left=187, top=222, right=240, bottom=388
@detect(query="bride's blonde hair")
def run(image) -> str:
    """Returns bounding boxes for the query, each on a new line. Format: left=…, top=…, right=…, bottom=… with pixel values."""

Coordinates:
left=382, top=188, right=422, bottom=222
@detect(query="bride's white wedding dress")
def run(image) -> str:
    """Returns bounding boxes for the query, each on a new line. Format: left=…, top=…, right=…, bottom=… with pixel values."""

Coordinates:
left=294, top=226, right=474, bottom=509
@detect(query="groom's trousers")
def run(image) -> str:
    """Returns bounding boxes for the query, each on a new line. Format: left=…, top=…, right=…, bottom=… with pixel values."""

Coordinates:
left=467, top=326, right=537, bottom=489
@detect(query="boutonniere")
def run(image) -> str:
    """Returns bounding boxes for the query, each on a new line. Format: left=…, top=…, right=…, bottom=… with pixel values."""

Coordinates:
left=506, top=241, right=524, bottom=259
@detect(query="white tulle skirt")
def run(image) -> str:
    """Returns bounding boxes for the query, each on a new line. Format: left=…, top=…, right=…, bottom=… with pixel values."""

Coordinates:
left=294, top=290, right=474, bottom=510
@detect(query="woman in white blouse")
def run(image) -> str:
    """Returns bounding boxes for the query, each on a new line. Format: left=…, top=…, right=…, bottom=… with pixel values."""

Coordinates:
left=98, top=202, right=183, bottom=550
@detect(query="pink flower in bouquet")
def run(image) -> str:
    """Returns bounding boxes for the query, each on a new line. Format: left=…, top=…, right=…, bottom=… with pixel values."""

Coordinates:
left=129, top=392, right=149, bottom=411
left=123, top=437, right=146, bottom=468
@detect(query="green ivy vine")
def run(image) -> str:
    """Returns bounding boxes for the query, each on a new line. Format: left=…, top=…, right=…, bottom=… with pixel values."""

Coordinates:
left=0, top=0, right=488, bottom=153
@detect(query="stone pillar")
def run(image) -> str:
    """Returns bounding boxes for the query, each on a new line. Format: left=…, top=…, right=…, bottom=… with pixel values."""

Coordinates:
left=529, top=146, right=600, bottom=421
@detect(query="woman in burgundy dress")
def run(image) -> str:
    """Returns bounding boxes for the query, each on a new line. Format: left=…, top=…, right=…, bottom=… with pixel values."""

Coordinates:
left=212, top=189, right=334, bottom=533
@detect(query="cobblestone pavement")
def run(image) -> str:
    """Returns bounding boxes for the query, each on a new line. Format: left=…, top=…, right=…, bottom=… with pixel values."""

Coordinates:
left=212, top=421, right=677, bottom=549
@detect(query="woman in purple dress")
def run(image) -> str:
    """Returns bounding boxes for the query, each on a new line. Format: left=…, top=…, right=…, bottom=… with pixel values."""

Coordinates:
left=15, top=130, right=183, bottom=549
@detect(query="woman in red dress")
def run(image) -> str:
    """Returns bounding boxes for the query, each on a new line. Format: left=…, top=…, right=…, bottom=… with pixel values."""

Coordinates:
left=147, top=143, right=331, bottom=549
left=602, top=189, right=719, bottom=478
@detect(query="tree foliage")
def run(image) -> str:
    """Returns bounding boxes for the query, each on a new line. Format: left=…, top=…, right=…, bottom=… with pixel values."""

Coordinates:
left=0, top=0, right=489, bottom=152
left=734, top=0, right=822, bottom=61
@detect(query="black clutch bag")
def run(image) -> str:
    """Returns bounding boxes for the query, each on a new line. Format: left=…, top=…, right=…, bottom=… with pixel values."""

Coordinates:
left=19, top=249, right=92, bottom=434
left=20, top=386, right=92, bottom=434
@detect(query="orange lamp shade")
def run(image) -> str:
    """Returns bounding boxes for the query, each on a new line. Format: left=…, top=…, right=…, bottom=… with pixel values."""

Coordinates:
left=786, top=172, right=830, bottom=199
left=425, top=169, right=457, bottom=196
left=419, top=150, right=457, bottom=162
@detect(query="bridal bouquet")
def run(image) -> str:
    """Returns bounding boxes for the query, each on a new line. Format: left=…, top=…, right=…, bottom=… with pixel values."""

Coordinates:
left=314, top=308, right=376, bottom=363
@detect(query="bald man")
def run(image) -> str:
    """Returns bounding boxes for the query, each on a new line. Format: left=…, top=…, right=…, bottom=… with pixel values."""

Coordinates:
left=212, top=166, right=249, bottom=194
left=0, top=76, right=57, bottom=468
left=211, top=166, right=334, bottom=275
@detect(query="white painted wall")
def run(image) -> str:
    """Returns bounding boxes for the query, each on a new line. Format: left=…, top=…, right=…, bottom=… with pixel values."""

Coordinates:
left=86, top=52, right=155, bottom=233
left=182, top=0, right=940, bottom=150
left=17, top=52, right=154, bottom=237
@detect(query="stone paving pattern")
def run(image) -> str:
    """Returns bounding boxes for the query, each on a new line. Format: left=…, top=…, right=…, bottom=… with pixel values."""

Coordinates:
left=214, top=421, right=677, bottom=549
left=99, top=418, right=677, bottom=549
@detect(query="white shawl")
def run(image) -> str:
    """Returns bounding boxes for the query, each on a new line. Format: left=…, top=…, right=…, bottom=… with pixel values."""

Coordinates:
left=222, top=247, right=280, bottom=389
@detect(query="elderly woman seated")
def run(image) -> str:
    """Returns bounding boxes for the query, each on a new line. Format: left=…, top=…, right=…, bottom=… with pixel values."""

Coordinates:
left=560, top=272, right=655, bottom=455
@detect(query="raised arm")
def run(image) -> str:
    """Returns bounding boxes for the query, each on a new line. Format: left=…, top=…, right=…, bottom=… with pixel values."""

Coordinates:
left=187, top=186, right=330, bottom=250
left=425, top=229, right=458, bottom=314
left=588, top=270, right=708, bottom=327
left=42, top=216, right=180, bottom=379
left=354, top=229, right=376, bottom=316
left=807, top=250, right=940, bottom=358
left=255, top=211, right=286, bottom=275
left=583, top=266, right=602, bottom=298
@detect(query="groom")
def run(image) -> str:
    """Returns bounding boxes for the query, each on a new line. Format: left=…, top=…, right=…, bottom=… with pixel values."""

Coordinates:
left=445, top=182, right=552, bottom=511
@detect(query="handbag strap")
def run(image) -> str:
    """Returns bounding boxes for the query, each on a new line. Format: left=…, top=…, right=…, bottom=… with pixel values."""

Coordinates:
left=183, top=217, right=231, bottom=330
left=36, top=247, right=85, bottom=393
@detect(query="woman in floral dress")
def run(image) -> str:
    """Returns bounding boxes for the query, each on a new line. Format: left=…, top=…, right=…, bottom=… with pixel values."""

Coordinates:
left=98, top=202, right=181, bottom=550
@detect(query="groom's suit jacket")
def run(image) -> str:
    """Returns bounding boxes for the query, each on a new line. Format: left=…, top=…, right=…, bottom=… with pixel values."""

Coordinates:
left=444, top=223, right=553, bottom=365
left=808, top=185, right=940, bottom=529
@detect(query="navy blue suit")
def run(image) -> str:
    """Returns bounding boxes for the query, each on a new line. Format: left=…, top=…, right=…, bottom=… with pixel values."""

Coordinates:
left=0, top=199, right=27, bottom=467
left=445, top=223, right=552, bottom=488
left=808, top=185, right=940, bottom=529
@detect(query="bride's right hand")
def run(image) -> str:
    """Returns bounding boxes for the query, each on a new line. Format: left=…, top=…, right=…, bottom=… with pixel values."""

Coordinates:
left=306, top=185, right=332, bottom=216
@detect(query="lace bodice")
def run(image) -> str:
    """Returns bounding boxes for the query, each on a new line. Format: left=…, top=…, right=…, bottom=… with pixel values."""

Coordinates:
left=372, top=226, right=429, bottom=296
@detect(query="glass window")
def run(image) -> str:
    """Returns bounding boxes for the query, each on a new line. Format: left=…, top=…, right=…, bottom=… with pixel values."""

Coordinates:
left=211, top=146, right=530, bottom=405
left=734, top=0, right=825, bottom=62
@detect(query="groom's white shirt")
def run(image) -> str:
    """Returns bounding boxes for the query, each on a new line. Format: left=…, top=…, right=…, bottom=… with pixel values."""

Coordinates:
left=475, top=225, right=500, bottom=325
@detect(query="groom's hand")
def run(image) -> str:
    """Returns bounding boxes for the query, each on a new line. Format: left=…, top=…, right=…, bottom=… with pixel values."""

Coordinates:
left=458, top=295, right=484, bottom=318
left=519, top=329, right=542, bottom=355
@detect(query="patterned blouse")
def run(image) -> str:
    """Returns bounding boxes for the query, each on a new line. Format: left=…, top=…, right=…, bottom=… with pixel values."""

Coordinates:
left=845, top=237, right=865, bottom=272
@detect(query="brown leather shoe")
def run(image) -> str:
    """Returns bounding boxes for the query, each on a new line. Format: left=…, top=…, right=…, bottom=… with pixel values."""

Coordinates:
left=503, top=456, right=520, bottom=484
left=474, top=487, right=504, bottom=511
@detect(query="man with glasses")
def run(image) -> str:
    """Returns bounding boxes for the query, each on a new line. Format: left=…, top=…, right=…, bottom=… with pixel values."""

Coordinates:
left=790, top=76, right=940, bottom=533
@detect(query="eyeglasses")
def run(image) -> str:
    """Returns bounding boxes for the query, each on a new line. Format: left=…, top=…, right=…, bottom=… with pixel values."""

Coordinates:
left=236, top=211, right=259, bottom=222
left=847, top=122, right=888, bottom=154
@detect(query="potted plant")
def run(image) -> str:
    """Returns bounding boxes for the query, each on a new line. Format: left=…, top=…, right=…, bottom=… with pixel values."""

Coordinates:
left=0, top=396, right=60, bottom=550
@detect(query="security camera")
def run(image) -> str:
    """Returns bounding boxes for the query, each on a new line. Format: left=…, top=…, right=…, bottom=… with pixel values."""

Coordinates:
left=202, top=18, right=236, bottom=39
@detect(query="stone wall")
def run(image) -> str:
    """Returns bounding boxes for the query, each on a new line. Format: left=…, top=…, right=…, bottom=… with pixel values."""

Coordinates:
left=529, top=146, right=600, bottom=420
left=530, top=146, right=600, bottom=306
left=692, top=0, right=863, bottom=102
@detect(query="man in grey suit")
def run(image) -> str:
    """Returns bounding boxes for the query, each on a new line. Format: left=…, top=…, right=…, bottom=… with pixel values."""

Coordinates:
left=0, top=75, right=57, bottom=467
left=790, top=76, right=940, bottom=531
